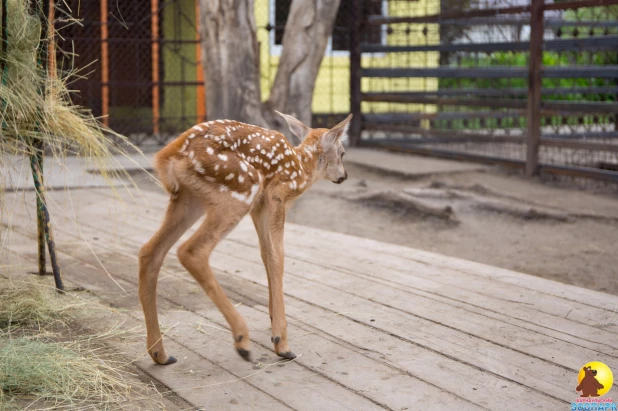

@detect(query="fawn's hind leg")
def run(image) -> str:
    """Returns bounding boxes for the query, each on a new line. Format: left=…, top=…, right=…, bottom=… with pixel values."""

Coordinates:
left=177, top=199, right=254, bottom=361
left=139, top=191, right=202, bottom=365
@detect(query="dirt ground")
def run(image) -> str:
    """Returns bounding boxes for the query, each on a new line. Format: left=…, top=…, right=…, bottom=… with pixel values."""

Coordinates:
left=133, top=160, right=618, bottom=296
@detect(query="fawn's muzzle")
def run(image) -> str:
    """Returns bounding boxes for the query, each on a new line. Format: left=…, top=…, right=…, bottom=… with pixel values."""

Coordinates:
left=334, top=170, right=348, bottom=184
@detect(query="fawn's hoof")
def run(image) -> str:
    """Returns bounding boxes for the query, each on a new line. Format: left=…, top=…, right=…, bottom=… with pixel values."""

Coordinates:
left=151, top=351, right=177, bottom=365
left=164, top=356, right=177, bottom=365
left=237, top=348, right=252, bottom=362
left=277, top=351, right=297, bottom=360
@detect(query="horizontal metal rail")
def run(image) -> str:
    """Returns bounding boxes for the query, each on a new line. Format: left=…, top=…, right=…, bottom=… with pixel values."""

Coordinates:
left=365, top=122, right=618, bottom=140
left=360, top=140, right=618, bottom=182
left=377, top=88, right=618, bottom=99
left=394, top=17, right=618, bottom=28
left=360, top=35, right=618, bottom=54
left=364, top=124, right=618, bottom=150
left=361, top=66, right=618, bottom=78
left=366, top=0, right=618, bottom=26
left=362, top=93, right=618, bottom=113
left=364, top=111, right=526, bottom=122
left=361, top=87, right=618, bottom=98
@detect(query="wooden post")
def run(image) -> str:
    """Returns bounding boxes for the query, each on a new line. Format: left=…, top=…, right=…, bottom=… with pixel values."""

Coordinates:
left=32, top=0, right=63, bottom=290
left=151, top=0, right=160, bottom=134
left=195, top=0, right=206, bottom=122
left=349, top=0, right=362, bottom=147
left=100, top=0, right=109, bottom=127
left=526, top=0, right=544, bottom=177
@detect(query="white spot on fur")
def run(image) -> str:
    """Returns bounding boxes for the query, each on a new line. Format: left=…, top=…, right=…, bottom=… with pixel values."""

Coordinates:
left=229, top=183, right=260, bottom=205
left=260, top=149, right=266, bottom=155
left=215, top=164, right=220, bottom=171
left=216, top=119, right=225, bottom=123
left=206, top=147, right=214, bottom=155
left=225, top=173, right=234, bottom=180
left=290, top=171, right=298, bottom=179
left=238, top=175, right=245, bottom=183
left=188, top=133, right=196, bottom=139
left=218, top=154, right=228, bottom=161
left=193, top=159, right=205, bottom=174
left=240, top=162, right=248, bottom=172
left=193, top=125, right=203, bottom=132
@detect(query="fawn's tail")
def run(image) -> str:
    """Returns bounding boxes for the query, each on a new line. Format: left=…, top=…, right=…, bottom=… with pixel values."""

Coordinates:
left=153, top=144, right=181, bottom=195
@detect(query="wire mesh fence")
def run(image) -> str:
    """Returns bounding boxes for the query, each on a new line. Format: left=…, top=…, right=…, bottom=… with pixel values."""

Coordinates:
left=354, top=0, right=618, bottom=182
left=49, top=0, right=618, bottom=182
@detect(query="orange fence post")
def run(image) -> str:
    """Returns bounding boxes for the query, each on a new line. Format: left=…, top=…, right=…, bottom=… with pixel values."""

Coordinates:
left=100, top=0, right=109, bottom=127
left=195, top=0, right=206, bottom=122
left=151, top=0, right=160, bottom=134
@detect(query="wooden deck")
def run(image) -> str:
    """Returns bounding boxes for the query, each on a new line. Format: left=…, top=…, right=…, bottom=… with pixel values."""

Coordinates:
left=3, top=187, right=618, bottom=410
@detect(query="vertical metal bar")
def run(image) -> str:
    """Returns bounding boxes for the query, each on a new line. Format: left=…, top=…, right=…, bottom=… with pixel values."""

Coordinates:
left=100, top=0, right=109, bottom=126
left=526, top=0, right=544, bottom=177
left=151, top=0, right=160, bottom=134
left=349, top=0, right=362, bottom=146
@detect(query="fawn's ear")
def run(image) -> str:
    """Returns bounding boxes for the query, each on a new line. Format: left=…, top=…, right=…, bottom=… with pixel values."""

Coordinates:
left=321, top=114, right=352, bottom=150
left=275, top=111, right=311, bottom=142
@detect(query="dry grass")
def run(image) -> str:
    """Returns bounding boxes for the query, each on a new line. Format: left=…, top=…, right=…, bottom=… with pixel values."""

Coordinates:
left=0, top=0, right=143, bottom=205
left=0, top=279, right=163, bottom=410
left=0, top=279, right=81, bottom=330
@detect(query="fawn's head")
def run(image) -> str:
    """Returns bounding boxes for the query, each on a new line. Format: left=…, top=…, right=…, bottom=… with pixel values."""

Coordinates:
left=277, top=112, right=352, bottom=184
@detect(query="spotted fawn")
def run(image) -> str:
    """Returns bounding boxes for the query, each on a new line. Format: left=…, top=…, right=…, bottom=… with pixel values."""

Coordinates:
left=139, top=112, right=352, bottom=364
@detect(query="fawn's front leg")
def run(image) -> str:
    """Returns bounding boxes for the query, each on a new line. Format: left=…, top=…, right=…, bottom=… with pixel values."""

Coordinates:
left=252, top=200, right=295, bottom=359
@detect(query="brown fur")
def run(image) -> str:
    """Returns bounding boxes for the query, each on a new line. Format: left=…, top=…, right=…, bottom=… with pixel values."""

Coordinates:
left=139, top=114, right=352, bottom=363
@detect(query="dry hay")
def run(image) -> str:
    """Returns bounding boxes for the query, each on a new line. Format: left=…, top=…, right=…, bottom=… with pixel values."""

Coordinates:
left=0, top=279, right=163, bottom=410
left=0, top=0, right=143, bottom=205
left=0, top=278, right=82, bottom=329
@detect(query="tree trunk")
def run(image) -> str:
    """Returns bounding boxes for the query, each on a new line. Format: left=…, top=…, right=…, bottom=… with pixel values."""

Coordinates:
left=198, top=0, right=341, bottom=135
left=266, top=0, right=341, bottom=126
left=198, top=0, right=266, bottom=126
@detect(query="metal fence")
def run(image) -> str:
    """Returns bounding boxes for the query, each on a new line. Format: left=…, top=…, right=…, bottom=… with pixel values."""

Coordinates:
left=53, top=0, right=359, bottom=144
left=55, top=0, right=205, bottom=146
left=350, top=0, right=618, bottom=182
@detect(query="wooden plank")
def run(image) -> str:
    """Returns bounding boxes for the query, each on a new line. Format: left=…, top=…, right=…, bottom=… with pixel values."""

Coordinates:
left=14, top=188, right=618, bottom=343
left=1, top=247, right=290, bottom=410
left=65, top=245, right=569, bottom=409
left=5, top=198, right=575, bottom=408
left=2, top=234, right=390, bottom=411
left=3, top=192, right=608, bottom=408
left=14, top=239, right=567, bottom=409
left=24, top=187, right=618, bottom=333
left=5, top=228, right=479, bottom=409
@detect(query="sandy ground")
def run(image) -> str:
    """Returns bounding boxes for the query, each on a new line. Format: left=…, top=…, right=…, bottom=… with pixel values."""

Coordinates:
left=132, top=160, right=618, bottom=296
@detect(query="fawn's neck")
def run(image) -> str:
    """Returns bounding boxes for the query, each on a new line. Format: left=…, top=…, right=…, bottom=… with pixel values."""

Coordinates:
left=292, top=136, right=322, bottom=191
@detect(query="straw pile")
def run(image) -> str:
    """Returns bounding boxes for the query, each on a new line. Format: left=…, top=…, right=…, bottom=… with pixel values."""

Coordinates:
left=0, top=0, right=139, bottom=201
left=0, top=279, right=161, bottom=410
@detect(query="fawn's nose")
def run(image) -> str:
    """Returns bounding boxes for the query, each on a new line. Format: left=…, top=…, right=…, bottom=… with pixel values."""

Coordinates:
left=334, top=170, right=348, bottom=184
